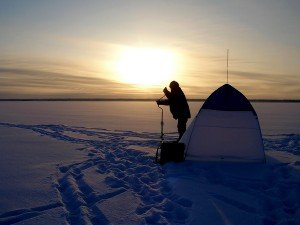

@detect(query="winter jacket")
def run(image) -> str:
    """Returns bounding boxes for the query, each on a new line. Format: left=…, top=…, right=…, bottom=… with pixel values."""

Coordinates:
left=159, top=87, right=191, bottom=119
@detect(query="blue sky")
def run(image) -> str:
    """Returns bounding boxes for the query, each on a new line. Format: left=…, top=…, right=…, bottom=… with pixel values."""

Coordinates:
left=0, top=0, right=299, bottom=99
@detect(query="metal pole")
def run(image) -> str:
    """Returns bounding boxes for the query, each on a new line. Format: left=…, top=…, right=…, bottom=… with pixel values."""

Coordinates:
left=227, top=49, right=229, bottom=84
left=156, top=94, right=165, bottom=142
left=155, top=95, right=165, bottom=163
left=158, top=106, right=164, bottom=142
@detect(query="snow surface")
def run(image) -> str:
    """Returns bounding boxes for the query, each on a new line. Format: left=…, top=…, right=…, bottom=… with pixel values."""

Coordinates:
left=0, top=102, right=299, bottom=225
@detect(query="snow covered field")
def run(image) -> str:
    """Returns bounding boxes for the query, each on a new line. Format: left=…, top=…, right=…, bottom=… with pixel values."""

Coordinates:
left=0, top=102, right=299, bottom=225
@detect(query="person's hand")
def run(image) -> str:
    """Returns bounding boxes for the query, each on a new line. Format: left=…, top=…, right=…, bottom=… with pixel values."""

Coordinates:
left=163, top=87, right=168, bottom=93
left=156, top=100, right=161, bottom=105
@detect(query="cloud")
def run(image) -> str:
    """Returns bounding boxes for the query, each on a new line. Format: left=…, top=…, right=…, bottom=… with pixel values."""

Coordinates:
left=0, top=67, right=119, bottom=86
left=220, top=70, right=300, bottom=86
left=177, top=69, right=300, bottom=99
left=212, top=70, right=300, bottom=99
left=0, top=67, right=139, bottom=98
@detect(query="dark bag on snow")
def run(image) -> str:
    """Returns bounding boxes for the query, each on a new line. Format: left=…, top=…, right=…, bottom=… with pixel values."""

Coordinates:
left=156, top=141, right=185, bottom=164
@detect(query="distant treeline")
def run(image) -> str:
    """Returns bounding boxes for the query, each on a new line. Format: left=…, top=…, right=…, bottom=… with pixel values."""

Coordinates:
left=0, top=98, right=299, bottom=102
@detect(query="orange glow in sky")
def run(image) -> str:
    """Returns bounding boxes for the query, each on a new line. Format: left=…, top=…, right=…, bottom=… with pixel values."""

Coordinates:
left=0, top=1, right=300, bottom=99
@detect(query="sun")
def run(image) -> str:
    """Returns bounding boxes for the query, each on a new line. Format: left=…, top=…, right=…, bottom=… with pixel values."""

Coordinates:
left=116, top=47, right=176, bottom=86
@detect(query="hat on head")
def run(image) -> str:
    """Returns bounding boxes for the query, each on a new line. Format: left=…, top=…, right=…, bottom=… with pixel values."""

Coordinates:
left=169, top=81, right=179, bottom=89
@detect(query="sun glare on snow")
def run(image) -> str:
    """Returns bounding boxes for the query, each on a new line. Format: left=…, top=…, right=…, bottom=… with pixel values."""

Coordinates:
left=116, top=47, right=176, bottom=86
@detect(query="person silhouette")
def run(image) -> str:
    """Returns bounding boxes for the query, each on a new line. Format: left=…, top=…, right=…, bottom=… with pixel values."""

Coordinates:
left=156, top=81, right=191, bottom=140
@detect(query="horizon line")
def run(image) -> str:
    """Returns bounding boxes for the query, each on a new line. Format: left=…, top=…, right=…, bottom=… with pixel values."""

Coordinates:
left=0, top=98, right=299, bottom=103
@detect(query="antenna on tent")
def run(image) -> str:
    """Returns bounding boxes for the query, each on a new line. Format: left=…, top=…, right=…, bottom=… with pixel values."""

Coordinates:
left=227, top=49, right=229, bottom=84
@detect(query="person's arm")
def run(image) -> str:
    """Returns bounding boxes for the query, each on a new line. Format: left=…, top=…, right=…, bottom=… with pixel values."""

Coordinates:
left=156, top=87, right=172, bottom=105
left=163, top=87, right=172, bottom=99
left=156, top=99, right=170, bottom=105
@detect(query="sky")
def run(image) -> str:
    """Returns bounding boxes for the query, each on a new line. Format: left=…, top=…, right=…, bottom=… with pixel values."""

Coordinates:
left=0, top=0, right=300, bottom=99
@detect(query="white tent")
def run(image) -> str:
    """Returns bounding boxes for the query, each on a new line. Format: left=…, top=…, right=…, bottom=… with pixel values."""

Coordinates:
left=180, top=84, right=265, bottom=163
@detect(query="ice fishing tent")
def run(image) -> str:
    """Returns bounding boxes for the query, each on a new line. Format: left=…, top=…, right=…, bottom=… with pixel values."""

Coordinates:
left=180, top=84, right=265, bottom=162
